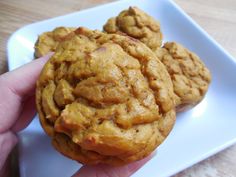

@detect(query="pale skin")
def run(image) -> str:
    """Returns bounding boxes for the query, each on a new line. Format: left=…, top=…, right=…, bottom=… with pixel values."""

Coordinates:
left=0, top=54, right=153, bottom=177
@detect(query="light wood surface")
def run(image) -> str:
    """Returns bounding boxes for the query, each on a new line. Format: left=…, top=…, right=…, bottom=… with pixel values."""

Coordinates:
left=0, top=0, right=236, bottom=176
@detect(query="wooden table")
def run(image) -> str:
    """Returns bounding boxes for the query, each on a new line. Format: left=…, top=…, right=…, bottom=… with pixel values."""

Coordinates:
left=0, top=0, right=236, bottom=176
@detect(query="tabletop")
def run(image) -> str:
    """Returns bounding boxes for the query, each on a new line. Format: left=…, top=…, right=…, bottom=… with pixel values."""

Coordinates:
left=0, top=0, right=236, bottom=177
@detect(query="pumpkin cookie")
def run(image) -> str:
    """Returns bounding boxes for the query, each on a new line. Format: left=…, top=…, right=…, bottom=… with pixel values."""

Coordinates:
left=103, top=7, right=211, bottom=111
left=36, top=27, right=176, bottom=166
left=34, top=27, right=76, bottom=58
left=103, top=6, right=163, bottom=51
left=155, top=42, right=211, bottom=111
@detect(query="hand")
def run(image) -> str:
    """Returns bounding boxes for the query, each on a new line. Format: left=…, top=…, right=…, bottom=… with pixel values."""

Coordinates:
left=0, top=54, right=154, bottom=177
left=0, top=54, right=53, bottom=176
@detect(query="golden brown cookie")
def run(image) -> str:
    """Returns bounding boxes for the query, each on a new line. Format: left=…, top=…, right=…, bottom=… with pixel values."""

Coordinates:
left=34, top=27, right=76, bottom=58
left=155, top=42, right=211, bottom=112
left=103, top=7, right=211, bottom=112
left=36, top=27, right=176, bottom=165
left=103, top=6, right=163, bottom=51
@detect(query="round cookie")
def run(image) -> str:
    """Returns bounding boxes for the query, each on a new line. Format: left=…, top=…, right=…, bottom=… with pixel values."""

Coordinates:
left=34, top=27, right=76, bottom=58
left=155, top=42, right=211, bottom=112
left=36, top=27, right=176, bottom=166
left=103, top=6, right=163, bottom=51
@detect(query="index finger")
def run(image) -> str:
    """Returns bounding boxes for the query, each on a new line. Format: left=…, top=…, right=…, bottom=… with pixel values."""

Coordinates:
left=1, top=53, right=53, bottom=99
left=0, top=53, right=53, bottom=133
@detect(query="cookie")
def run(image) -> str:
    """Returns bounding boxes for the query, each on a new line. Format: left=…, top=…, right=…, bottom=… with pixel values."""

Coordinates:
left=34, top=27, right=76, bottom=58
left=155, top=42, right=211, bottom=111
left=36, top=27, right=176, bottom=165
left=103, top=6, right=163, bottom=51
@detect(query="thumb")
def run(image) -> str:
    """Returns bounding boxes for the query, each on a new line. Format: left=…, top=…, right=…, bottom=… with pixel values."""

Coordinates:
left=72, top=153, right=155, bottom=177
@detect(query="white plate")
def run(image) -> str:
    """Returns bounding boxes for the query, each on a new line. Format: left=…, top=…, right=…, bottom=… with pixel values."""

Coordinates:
left=7, top=0, right=236, bottom=177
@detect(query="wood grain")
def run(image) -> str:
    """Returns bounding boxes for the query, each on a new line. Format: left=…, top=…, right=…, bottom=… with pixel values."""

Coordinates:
left=0, top=0, right=235, bottom=177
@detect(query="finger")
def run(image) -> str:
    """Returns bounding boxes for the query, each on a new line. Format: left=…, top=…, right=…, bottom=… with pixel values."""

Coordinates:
left=0, top=53, right=53, bottom=133
left=11, top=95, right=36, bottom=132
left=1, top=52, right=53, bottom=99
left=0, top=131, right=18, bottom=171
left=72, top=153, right=155, bottom=177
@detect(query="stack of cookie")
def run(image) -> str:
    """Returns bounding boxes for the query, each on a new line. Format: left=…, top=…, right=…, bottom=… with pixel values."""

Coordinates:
left=35, top=7, right=211, bottom=166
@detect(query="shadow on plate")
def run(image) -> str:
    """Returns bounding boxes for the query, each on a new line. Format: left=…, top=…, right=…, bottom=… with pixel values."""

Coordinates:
left=18, top=131, right=80, bottom=177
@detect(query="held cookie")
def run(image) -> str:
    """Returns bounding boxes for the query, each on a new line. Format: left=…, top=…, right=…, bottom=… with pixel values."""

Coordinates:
left=34, top=27, right=76, bottom=58
left=103, top=6, right=163, bottom=51
left=155, top=42, right=211, bottom=112
left=36, top=27, right=176, bottom=165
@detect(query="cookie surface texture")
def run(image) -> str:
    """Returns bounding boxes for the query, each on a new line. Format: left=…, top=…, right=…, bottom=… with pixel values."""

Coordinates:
left=155, top=42, right=211, bottom=111
left=36, top=27, right=176, bottom=165
left=34, top=27, right=76, bottom=58
left=103, top=6, right=163, bottom=51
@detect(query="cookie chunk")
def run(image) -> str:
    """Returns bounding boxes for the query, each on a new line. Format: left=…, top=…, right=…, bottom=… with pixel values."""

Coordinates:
left=103, top=6, right=163, bottom=51
left=155, top=42, right=211, bottom=112
left=34, top=27, right=76, bottom=58
left=36, top=27, right=176, bottom=165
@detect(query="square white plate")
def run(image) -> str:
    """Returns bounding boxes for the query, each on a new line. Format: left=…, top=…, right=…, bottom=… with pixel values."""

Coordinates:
left=7, top=0, right=236, bottom=177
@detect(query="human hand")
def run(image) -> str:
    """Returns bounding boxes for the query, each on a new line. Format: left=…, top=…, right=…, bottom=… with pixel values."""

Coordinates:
left=0, top=54, right=53, bottom=176
left=0, top=53, right=154, bottom=177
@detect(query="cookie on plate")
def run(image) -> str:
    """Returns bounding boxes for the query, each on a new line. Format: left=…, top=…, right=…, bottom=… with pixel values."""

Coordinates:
left=103, top=6, right=163, bottom=51
left=36, top=27, right=176, bottom=165
left=34, top=27, right=76, bottom=58
left=103, top=7, right=211, bottom=112
left=155, top=42, right=211, bottom=111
